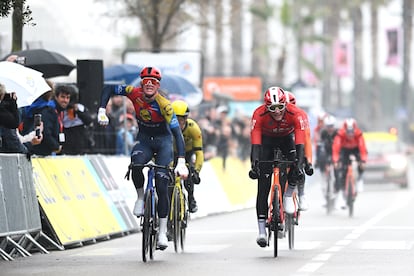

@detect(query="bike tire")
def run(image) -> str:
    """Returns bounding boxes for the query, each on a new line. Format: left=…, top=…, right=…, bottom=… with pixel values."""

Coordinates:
left=286, top=214, right=295, bottom=249
left=173, top=189, right=181, bottom=252
left=347, top=177, right=354, bottom=217
left=326, top=169, right=334, bottom=215
left=180, top=194, right=188, bottom=251
left=141, top=192, right=152, bottom=262
left=272, top=185, right=279, bottom=258
left=150, top=195, right=157, bottom=260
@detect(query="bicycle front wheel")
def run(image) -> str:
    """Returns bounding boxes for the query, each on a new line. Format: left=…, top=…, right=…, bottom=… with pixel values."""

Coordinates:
left=141, top=192, right=152, bottom=262
left=272, top=185, right=280, bottom=258
left=150, top=195, right=158, bottom=260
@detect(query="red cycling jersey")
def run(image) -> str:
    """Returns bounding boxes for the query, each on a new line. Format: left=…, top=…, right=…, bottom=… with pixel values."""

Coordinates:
left=250, top=103, right=307, bottom=146
left=332, top=127, right=368, bottom=163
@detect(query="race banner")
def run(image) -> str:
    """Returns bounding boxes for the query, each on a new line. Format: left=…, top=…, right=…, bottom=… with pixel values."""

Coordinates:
left=333, top=40, right=351, bottom=77
left=386, top=28, right=400, bottom=66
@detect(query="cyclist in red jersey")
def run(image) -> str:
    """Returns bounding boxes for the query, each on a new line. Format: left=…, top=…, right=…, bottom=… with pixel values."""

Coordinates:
left=314, top=111, right=327, bottom=171
left=285, top=91, right=314, bottom=175
left=332, top=118, right=367, bottom=208
left=249, top=86, right=307, bottom=247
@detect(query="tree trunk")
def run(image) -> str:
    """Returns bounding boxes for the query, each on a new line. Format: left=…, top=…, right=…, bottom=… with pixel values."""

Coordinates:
left=12, top=0, right=23, bottom=51
left=251, top=0, right=269, bottom=85
left=214, top=0, right=224, bottom=75
left=401, top=0, right=412, bottom=141
left=230, top=0, right=243, bottom=76
left=351, top=6, right=363, bottom=124
left=370, top=4, right=381, bottom=130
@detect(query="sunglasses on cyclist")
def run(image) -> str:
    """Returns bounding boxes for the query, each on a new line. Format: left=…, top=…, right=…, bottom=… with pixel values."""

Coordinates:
left=141, top=78, right=160, bottom=86
left=267, top=103, right=286, bottom=112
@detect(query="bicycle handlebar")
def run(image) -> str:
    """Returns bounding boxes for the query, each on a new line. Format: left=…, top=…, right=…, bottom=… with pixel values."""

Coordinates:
left=124, top=162, right=174, bottom=180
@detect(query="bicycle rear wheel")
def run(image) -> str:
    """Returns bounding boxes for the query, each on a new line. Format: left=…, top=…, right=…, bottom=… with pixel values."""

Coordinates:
left=172, top=189, right=181, bottom=252
left=180, top=194, right=188, bottom=251
left=286, top=214, right=295, bottom=249
left=272, top=185, right=280, bottom=258
left=347, top=178, right=354, bottom=217
left=326, top=168, right=334, bottom=214
left=141, top=192, right=152, bottom=262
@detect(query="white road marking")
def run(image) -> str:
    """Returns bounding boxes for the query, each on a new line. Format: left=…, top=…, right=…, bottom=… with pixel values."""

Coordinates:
left=297, top=189, right=414, bottom=275
left=359, top=241, right=413, bottom=250
left=298, top=262, right=324, bottom=273
left=312, top=253, right=332, bottom=261
left=335, top=239, right=352, bottom=246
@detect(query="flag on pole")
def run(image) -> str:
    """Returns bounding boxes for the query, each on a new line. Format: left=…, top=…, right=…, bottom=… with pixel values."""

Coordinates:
left=333, top=40, right=351, bottom=77
left=386, top=28, right=400, bottom=66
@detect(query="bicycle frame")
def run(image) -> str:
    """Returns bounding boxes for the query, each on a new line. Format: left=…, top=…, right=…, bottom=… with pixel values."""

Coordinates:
left=258, top=149, right=296, bottom=257
left=323, top=158, right=335, bottom=214
left=130, top=162, right=171, bottom=262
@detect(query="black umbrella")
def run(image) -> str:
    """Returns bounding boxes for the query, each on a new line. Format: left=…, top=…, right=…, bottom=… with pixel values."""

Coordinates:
left=3, top=49, right=75, bottom=78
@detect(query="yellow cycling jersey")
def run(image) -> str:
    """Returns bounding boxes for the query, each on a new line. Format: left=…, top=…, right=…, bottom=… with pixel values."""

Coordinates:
left=174, top=118, right=204, bottom=173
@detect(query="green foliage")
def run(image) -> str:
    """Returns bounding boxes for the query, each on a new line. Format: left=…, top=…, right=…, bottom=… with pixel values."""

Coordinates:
left=0, top=0, right=35, bottom=26
left=0, top=0, right=13, bottom=17
left=250, top=3, right=274, bottom=20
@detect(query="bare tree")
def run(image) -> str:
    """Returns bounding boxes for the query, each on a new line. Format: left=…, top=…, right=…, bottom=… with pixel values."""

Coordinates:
left=250, top=0, right=271, bottom=84
left=0, top=0, right=34, bottom=51
left=214, top=0, right=225, bottom=75
left=230, top=0, right=243, bottom=76
left=120, top=0, right=188, bottom=51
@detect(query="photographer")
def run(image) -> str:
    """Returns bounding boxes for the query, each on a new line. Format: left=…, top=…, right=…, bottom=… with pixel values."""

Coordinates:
left=0, top=84, right=19, bottom=129
left=0, top=83, right=42, bottom=154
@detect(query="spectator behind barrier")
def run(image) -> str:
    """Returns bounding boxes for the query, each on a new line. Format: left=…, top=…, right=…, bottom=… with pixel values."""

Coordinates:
left=60, top=84, right=94, bottom=155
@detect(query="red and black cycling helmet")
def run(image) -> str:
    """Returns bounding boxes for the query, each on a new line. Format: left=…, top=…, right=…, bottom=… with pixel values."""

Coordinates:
left=140, top=66, right=162, bottom=81
left=285, top=91, right=296, bottom=105
left=344, top=118, right=357, bottom=135
left=264, top=86, right=286, bottom=112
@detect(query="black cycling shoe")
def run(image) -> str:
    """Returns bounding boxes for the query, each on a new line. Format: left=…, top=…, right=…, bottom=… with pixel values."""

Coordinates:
left=166, top=230, right=173, bottom=242
left=256, top=235, right=267, bottom=248
left=189, top=199, right=198, bottom=213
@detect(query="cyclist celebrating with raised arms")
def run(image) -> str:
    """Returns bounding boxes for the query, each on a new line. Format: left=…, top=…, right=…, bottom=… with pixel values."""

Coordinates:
left=97, top=66, right=188, bottom=250
left=249, top=86, right=307, bottom=247
left=171, top=100, right=204, bottom=213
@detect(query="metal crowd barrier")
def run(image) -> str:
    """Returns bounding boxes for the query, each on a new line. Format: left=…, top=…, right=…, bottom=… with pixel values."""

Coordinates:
left=0, top=154, right=62, bottom=261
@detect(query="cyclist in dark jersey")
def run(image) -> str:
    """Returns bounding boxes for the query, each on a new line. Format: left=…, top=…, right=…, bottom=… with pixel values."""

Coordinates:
left=97, top=67, right=188, bottom=250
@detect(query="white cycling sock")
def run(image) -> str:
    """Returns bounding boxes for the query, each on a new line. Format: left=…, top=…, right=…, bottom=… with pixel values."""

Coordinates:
left=258, top=219, right=266, bottom=235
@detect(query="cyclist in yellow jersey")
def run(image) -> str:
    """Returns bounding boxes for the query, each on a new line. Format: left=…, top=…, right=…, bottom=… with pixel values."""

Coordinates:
left=171, top=100, right=204, bottom=213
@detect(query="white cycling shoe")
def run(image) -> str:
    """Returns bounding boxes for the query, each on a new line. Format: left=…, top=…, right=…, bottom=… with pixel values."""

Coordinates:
left=335, top=192, right=346, bottom=210
left=299, top=195, right=309, bottom=211
left=133, top=199, right=144, bottom=217
left=157, top=233, right=168, bottom=250
left=157, top=218, right=168, bottom=250
left=284, top=196, right=295, bottom=214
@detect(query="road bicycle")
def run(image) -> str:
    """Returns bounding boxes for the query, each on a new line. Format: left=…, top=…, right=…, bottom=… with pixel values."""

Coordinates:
left=323, top=157, right=335, bottom=215
left=168, top=171, right=189, bottom=253
left=343, top=155, right=357, bottom=217
left=126, top=161, right=171, bottom=262
left=257, top=148, right=298, bottom=257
